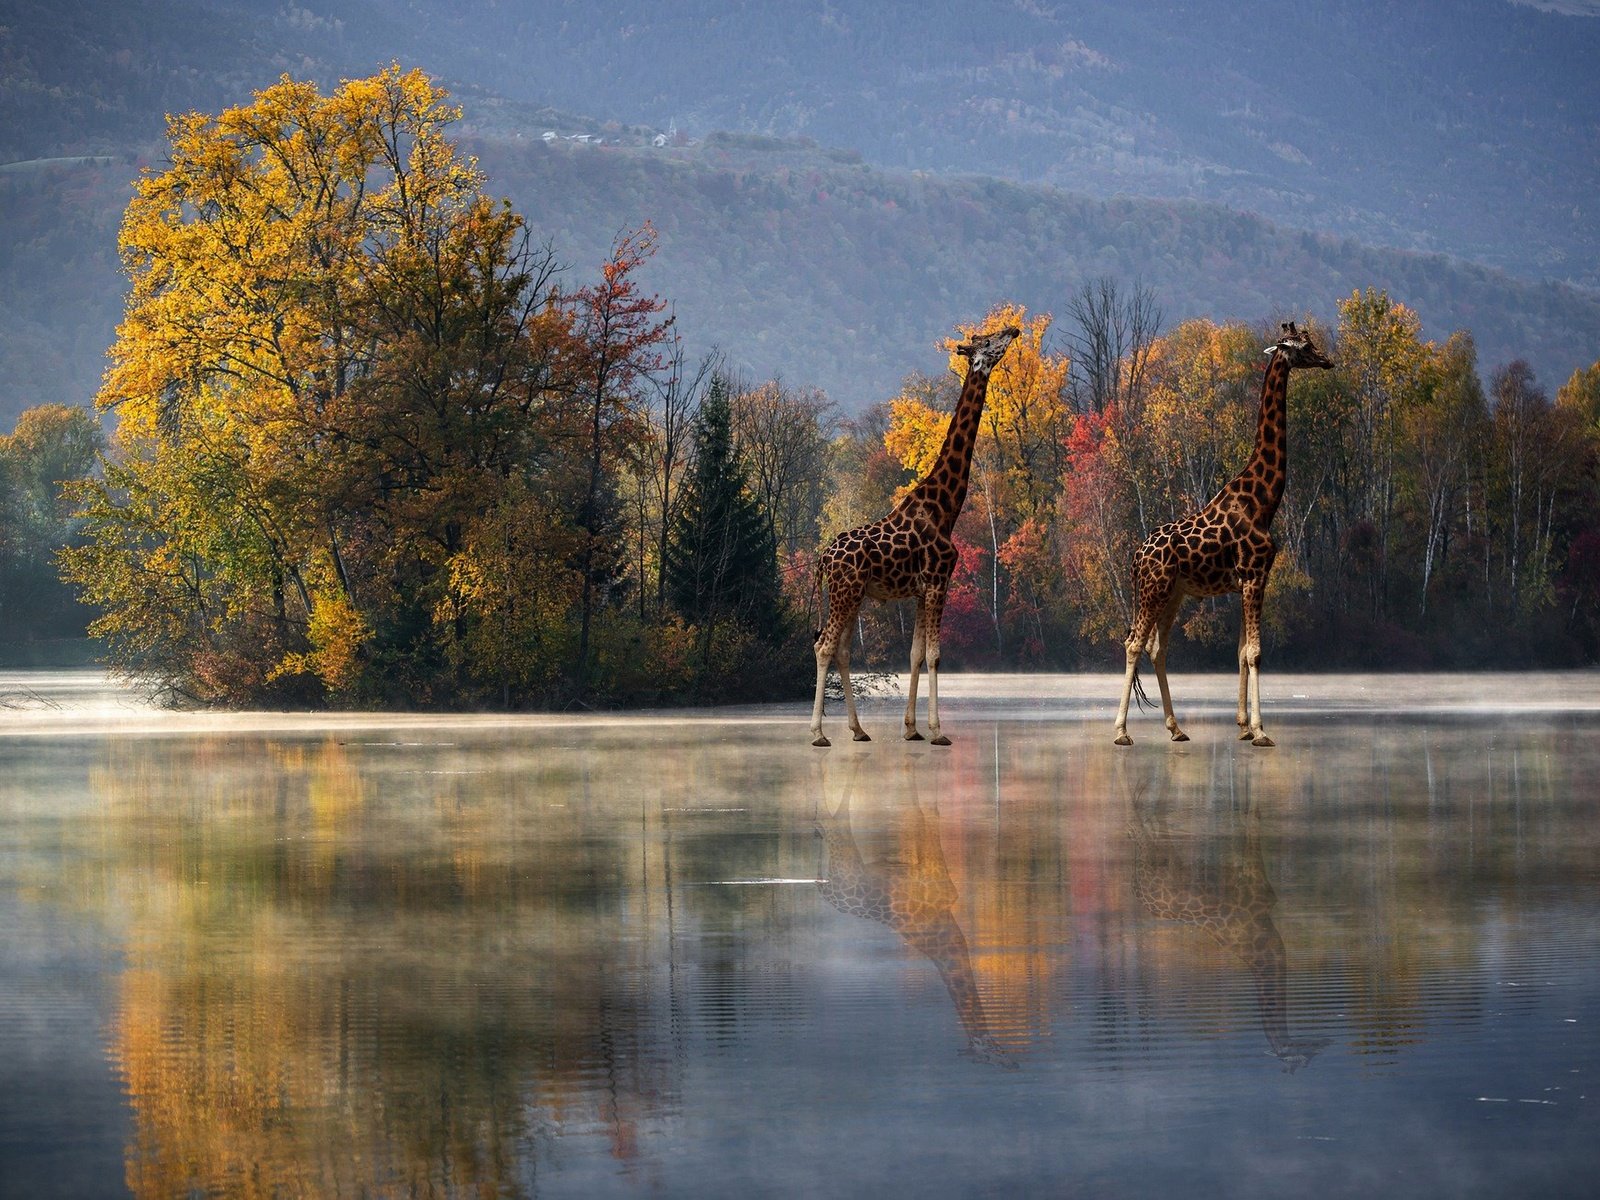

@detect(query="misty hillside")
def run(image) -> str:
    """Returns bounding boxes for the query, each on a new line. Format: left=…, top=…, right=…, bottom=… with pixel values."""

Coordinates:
left=476, top=132, right=1600, bottom=407
left=1, top=1, right=1597, bottom=421
left=4, top=0, right=1597, bottom=287
left=5, top=126, right=1598, bottom=423
left=395, top=0, right=1600, bottom=288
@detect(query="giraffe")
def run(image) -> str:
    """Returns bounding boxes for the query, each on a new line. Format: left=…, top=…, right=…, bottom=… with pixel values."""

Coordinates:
left=1113, top=321, right=1333, bottom=747
left=809, top=325, right=1020, bottom=747
left=815, top=760, right=1016, bottom=1067
left=1126, top=770, right=1330, bottom=1072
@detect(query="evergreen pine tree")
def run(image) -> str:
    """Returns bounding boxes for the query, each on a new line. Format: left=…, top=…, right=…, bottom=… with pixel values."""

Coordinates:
left=664, top=378, right=783, bottom=646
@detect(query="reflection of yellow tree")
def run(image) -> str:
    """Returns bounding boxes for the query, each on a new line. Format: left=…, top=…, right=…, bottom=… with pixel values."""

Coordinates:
left=930, top=745, right=1060, bottom=1046
left=815, top=758, right=1018, bottom=1066
left=95, top=735, right=686, bottom=1198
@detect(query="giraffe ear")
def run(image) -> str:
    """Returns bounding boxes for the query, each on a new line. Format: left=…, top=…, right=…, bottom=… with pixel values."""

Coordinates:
left=1263, top=345, right=1276, bottom=356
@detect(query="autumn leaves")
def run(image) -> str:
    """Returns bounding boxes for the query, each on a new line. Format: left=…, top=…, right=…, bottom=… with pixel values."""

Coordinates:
left=56, top=66, right=1600, bottom=714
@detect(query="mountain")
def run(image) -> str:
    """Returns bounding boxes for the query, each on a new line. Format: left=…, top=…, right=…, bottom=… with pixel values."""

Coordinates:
left=8, top=0, right=1594, bottom=286
left=390, top=0, right=1600, bottom=289
left=1, top=0, right=1596, bottom=422
left=5, top=127, right=1598, bottom=424
left=482, top=131, right=1599, bottom=407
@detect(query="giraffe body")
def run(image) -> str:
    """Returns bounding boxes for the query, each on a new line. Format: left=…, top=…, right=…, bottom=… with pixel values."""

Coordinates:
left=810, top=326, right=1019, bottom=747
left=1114, top=322, right=1333, bottom=747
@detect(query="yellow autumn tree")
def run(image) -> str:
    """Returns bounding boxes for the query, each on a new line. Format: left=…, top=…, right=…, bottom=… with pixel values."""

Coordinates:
left=1135, top=319, right=1259, bottom=518
left=945, top=304, right=1072, bottom=521
left=1556, top=359, right=1600, bottom=439
left=63, top=66, right=580, bottom=705
left=882, top=304, right=1073, bottom=658
left=883, top=390, right=952, bottom=483
left=885, top=305, right=1070, bottom=515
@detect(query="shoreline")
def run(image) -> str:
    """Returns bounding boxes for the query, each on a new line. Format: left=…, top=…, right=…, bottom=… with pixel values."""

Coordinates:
left=3, top=667, right=1598, bottom=738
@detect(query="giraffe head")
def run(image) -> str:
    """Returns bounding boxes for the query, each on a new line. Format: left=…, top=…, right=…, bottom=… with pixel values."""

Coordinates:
left=954, top=325, right=1022, bottom=378
left=1270, top=1036, right=1332, bottom=1074
left=1265, top=321, right=1334, bottom=370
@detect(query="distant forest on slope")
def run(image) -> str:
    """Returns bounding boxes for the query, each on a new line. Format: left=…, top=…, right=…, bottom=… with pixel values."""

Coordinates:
left=3, top=128, right=1598, bottom=423
left=473, top=132, right=1600, bottom=409
left=413, top=0, right=1600, bottom=286
left=6, top=0, right=1595, bottom=285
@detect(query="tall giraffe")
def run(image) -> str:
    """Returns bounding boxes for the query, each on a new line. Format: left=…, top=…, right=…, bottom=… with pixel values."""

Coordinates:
left=1126, top=776, right=1329, bottom=1072
left=810, top=325, right=1020, bottom=747
left=1113, top=321, right=1333, bottom=747
left=815, top=761, right=1015, bottom=1067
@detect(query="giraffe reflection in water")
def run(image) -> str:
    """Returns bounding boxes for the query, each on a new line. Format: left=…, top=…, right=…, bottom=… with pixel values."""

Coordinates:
left=1124, top=759, right=1330, bottom=1072
left=815, top=757, right=1017, bottom=1068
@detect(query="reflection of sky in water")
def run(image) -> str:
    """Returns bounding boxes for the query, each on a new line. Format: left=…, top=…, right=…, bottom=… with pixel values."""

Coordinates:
left=1, top=672, right=1597, bottom=1197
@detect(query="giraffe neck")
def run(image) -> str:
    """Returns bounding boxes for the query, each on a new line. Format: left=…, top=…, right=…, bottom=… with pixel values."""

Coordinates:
left=909, top=366, right=991, bottom=534
left=1130, top=815, right=1326, bottom=1070
left=902, top=911, right=1000, bottom=1053
left=819, top=800, right=1011, bottom=1064
left=1235, top=352, right=1292, bottom=523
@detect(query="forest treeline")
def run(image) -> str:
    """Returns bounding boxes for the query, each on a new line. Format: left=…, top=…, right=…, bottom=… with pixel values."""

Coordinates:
left=3, top=69, right=1599, bottom=703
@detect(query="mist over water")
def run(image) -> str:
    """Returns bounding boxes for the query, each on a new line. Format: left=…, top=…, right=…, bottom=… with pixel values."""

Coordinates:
left=2, top=672, right=1597, bottom=1197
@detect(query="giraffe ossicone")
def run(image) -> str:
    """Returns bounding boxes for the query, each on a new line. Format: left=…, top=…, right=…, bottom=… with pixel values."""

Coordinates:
left=1113, top=320, right=1334, bottom=748
left=809, top=324, right=1021, bottom=748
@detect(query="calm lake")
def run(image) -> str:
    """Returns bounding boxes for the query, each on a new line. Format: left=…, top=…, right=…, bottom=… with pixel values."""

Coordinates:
left=2, top=669, right=1598, bottom=1198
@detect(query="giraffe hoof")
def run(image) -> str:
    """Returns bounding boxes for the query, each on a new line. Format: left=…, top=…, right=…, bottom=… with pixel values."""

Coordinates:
left=1252, top=734, right=1276, bottom=748
left=1170, top=731, right=1190, bottom=742
left=812, top=735, right=831, bottom=748
left=1114, top=733, right=1133, bottom=747
left=852, top=730, right=872, bottom=742
left=904, top=730, right=925, bottom=742
left=931, top=734, right=952, bottom=747
left=1238, top=728, right=1253, bottom=741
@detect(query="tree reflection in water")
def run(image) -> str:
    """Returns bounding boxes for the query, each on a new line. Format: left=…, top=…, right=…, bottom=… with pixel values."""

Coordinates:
left=99, top=735, right=679, bottom=1198
left=815, top=757, right=1018, bottom=1068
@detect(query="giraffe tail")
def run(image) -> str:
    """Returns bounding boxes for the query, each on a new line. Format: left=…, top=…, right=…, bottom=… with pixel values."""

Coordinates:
left=1131, top=667, right=1155, bottom=712
left=811, top=556, right=825, bottom=643
left=1124, top=550, right=1155, bottom=712
left=1123, top=613, right=1155, bottom=713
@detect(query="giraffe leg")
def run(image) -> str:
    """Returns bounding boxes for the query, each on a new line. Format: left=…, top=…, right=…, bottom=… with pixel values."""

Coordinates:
left=1114, top=602, right=1162, bottom=746
left=810, top=631, right=836, bottom=748
left=904, top=599, right=927, bottom=741
left=836, top=635, right=870, bottom=742
left=1236, top=616, right=1251, bottom=739
left=922, top=588, right=952, bottom=746
left=1152, top=591, right=1188, bottom=742
left=1241, top=577, right=1273, bottom=747
left=811, top=581, right=863, bottom=747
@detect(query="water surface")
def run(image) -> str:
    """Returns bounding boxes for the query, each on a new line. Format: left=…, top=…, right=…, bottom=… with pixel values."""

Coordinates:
left=2, top=671, right=1597, bottom=1197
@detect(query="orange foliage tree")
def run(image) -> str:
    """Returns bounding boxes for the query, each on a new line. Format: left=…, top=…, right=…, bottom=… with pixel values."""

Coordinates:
left=61, top=68, right=678, bottom=706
